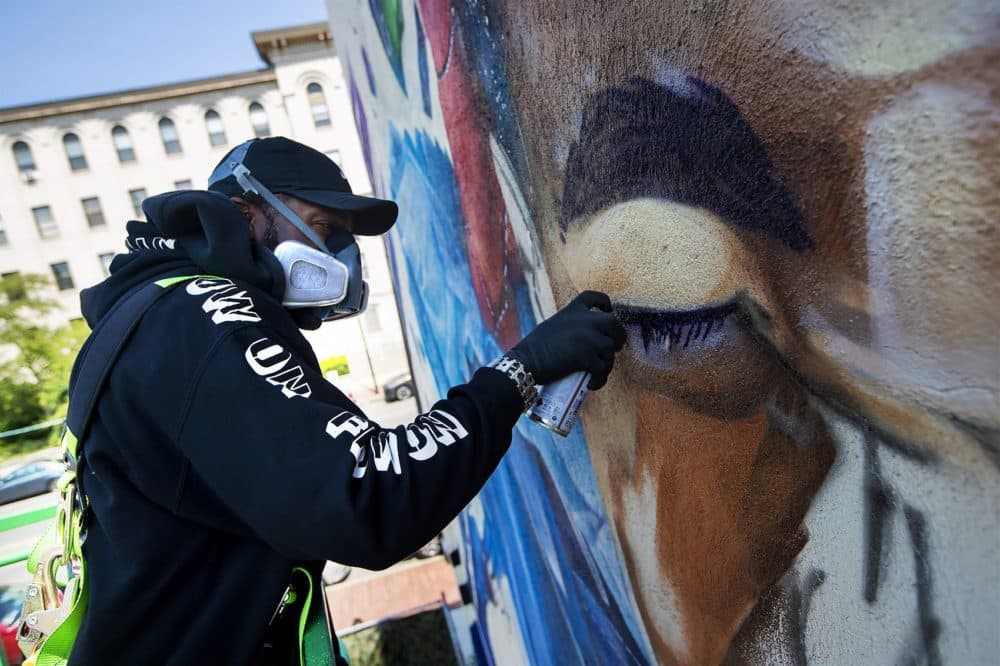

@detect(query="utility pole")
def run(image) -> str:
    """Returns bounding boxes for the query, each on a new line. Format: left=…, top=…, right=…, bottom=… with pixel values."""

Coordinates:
left=357, top=318, right=378, bottom=393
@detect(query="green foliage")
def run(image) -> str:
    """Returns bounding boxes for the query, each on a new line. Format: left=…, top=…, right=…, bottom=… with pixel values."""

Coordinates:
left=0, top=437, right=52, bottom=464
left=320, top=355, right=351, bottom=377
left=0, top=382, right=45, bottom=435
left=0, top=273, right=88, bottom=447
left=41, top=318, right=89, bottom=415
left=340, top=609, right=459, bottom=666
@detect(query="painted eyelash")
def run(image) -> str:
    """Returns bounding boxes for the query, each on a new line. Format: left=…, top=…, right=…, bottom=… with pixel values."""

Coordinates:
left=639, top=318, right=724, bottom=351
left=616, top=303, right=737, bottom=352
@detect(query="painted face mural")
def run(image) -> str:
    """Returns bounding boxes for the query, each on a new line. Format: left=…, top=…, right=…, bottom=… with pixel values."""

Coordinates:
left=331, top=2, right=652, bottom=664
left=330, top=0, right=999, bottom=664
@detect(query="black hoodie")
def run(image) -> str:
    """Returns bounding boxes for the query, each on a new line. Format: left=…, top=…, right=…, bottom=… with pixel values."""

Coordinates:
left=70, top=191, right=523, bottom=664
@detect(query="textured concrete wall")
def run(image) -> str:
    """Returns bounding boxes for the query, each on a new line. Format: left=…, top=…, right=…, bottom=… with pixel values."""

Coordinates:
left=330, top=1, right=999, bottom=663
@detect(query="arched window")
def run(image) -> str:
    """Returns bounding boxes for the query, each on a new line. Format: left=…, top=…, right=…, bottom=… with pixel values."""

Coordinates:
left=63, top=132, right=87, bottom=171
left=111, top=125, right=136, bottom=163
left=307, top=82, right=331, bottom=127
left=204, top=109, right=227, bottom=146
left=249, top=102, right=270, bottom=138
left=158, top=117, right=182, bottom=155
left=12, top=141, right=36, bottom=181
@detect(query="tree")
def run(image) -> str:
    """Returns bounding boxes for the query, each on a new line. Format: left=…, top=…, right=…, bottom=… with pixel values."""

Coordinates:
left=0, top=273, right=88, bottom=445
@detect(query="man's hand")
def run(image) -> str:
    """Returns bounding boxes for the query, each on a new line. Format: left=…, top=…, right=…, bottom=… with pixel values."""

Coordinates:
left=508, top=290, right=626, bottom=390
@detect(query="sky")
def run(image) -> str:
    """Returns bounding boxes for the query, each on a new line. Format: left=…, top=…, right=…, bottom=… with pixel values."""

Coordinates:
left=0, top=0, right=331, bottom=108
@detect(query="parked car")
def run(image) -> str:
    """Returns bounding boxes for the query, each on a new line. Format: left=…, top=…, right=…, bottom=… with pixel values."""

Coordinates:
left=0, top=461, right=63, bottom=505
left=382, top=373, right=415, bottom=402
left=0, top=586, right=24, bottom=665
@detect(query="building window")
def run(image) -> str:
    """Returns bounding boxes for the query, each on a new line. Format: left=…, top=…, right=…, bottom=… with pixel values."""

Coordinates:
left=307, top=83, right=331, bottom=127
left=99, top=252, right=115, bottom=276
left=159, top=117, right=182, bottom=154
left=82, top=197, right=106, bottom=227
left=204, top=109, right=227, bottom=146
left=0, top=214, right=7, bottom=246
left=325, top=149, right=342, bottom=165
left=128, top=188, right=147, bottom=218
left=112, top=125, right=136, bottom=163
left=32, top=206, right=58, bottom=239
left=249, top=102, right=270, bottom=137
left=63, top=132, right=88, bottom=171
left=174, top=179, right=192, bottom=190
left=50, top=262, right=74, bottom=290
left=12, top=141, right=37, bottom=182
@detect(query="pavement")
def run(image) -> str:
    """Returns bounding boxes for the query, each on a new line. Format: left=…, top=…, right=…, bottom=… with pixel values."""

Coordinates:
left=327, top=556, right=462, bottom=633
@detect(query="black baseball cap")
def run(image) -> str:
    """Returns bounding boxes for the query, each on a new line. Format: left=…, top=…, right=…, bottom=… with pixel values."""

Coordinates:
left=207, top=137, right=397, bottom=236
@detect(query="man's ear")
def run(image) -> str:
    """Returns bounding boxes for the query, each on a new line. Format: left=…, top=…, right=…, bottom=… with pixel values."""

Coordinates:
left=230, top=196, right=256, bottom=238
left=230, top=196, right=252, bottom=220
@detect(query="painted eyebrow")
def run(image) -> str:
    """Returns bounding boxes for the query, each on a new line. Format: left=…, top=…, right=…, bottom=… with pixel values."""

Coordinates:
left=560, top=76, right=813, bottom=252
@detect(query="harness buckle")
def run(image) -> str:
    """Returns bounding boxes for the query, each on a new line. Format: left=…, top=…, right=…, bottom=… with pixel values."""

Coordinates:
left=17, top=549, right=70, bottom=657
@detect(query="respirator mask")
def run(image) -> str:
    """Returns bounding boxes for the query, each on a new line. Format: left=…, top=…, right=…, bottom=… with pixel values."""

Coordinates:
left=273, top=227, right=368, bottom=322
left=207, top=145, right=368, bottom=323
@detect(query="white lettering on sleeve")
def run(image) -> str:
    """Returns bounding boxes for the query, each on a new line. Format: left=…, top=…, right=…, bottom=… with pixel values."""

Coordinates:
left=245, top=339, right=290, bottom=375
left=244, top=337, right=312, bottom=399
left=326, top=412, right=374, bottom=479
left=406, top=426, right=437, bottom=462
left=324, top=409, right=470, bottom=480
left=186, top=278, right=261, bottom=324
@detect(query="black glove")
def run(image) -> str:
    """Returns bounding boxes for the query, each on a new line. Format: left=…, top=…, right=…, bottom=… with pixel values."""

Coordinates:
left=508, top=290, right=626, bottom=390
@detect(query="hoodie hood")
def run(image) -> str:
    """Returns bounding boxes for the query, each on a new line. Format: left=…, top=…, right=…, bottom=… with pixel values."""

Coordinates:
left=80, top=190, right=285, bottom=327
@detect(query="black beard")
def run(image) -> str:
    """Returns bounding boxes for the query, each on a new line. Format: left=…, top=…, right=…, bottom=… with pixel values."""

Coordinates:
left=260, top=205, right=280, bottom=250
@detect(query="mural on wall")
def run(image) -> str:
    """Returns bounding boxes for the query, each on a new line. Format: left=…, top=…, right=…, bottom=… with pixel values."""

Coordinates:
left=330, top=1, right=652, bottom=664
left=329, top=0, right=999, bottom=664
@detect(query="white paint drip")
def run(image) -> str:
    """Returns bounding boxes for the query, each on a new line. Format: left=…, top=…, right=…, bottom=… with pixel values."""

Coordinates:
left=622, top=472, right=689, bottom=661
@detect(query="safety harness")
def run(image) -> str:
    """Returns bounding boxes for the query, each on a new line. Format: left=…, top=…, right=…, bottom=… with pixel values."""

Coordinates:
left=17, top=277, right=339, bottom=665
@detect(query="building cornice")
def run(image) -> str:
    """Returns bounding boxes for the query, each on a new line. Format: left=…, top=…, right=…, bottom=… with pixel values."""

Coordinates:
left=252, top=21, right=333, bottom=66
left=0, top=69, right=277, bottom=124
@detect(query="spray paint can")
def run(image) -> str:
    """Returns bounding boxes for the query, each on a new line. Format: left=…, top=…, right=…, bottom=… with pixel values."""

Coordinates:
left=529, top=371, right=590, bottom=437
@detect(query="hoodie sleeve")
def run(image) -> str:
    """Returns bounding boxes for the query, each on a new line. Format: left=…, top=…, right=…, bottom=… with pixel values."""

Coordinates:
left=174, top=324, right=523, bottom=568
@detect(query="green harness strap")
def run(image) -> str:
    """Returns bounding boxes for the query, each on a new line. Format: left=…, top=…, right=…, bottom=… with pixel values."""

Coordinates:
left=292, top=567, right=338, bottom=666
left=23, top=278, right=210, bottom=666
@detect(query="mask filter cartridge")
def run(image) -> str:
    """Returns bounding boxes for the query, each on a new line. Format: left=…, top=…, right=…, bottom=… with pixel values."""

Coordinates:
left=274, top=241, right=349, bottom=308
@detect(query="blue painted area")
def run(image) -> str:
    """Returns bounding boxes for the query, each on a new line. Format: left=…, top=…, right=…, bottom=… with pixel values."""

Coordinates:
left=386, top=127, right=650, bottom=664
left=414, top=5, right=432, bottom=118
left=452, top=3, right=524, bottom=175
left=361, top=48, right=378, bottom=97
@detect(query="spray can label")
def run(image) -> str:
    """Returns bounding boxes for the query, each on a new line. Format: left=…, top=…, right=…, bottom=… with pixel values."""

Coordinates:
left=528, top=371, right=590, bottom=437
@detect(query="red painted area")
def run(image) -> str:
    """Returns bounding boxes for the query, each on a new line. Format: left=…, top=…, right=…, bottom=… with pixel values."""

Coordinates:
left=418, top=0, right=521, bottom=347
